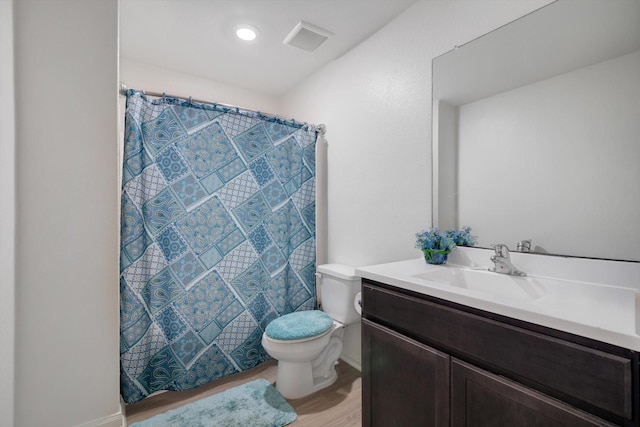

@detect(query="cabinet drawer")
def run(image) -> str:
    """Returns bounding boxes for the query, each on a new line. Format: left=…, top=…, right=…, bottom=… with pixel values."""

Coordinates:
left=363, top=281, right=634, bottom=422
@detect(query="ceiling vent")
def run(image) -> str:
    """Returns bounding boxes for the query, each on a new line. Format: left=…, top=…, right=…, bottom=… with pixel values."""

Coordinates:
left=283, top=21, right=333, bottom=52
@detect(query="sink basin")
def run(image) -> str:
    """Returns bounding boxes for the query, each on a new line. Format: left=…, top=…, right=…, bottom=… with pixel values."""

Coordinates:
left=413, top=266, right=638, bottom=334
left=357, top=256, right=640, bottom=351
left=413, top=267, right=550, bottom=303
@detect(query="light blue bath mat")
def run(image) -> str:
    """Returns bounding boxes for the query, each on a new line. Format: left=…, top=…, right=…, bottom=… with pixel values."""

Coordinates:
left=129, top=379, right=297, bottom=427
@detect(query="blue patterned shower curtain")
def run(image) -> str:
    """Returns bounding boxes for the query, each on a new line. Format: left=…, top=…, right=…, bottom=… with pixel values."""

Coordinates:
left=119, top=90, right=318, bottom=403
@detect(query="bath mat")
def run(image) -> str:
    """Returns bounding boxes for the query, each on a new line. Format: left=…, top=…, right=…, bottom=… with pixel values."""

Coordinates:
left=129, top=379, right=297, bottom=427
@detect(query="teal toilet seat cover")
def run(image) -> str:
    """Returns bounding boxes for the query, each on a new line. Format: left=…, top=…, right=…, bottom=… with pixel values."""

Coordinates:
left=265, top=310, right=333, bottom=340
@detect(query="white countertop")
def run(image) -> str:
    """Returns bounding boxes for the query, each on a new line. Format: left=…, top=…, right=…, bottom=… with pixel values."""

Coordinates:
left=356, top=254, right=640, bottom=352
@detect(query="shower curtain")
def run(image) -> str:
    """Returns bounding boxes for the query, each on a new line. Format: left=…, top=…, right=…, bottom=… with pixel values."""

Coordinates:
left=119, top=90, right=318, bottom=403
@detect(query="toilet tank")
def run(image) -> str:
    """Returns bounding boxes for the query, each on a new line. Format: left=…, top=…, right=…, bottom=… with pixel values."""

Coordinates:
left=316, top=264, right=361, bottom=325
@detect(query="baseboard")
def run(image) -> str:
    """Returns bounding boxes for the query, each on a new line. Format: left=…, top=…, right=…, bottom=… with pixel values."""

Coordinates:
left=340, top=353, right=361, bottom=372
left=74, top=411, right=124, bottom=427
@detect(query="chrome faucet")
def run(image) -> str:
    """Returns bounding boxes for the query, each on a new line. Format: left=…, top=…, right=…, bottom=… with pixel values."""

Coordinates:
left=516, top=239, right=532, bottom=252
left=489, top=244, right=526, bottom=276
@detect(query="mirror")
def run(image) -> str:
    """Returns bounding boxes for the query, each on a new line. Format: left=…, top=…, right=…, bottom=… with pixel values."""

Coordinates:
left=432, top=0, right=640, bottom=261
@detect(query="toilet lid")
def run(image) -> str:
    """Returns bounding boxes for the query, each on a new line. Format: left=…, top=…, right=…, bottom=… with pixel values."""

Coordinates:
left=265, top=310, right=333, bottom=341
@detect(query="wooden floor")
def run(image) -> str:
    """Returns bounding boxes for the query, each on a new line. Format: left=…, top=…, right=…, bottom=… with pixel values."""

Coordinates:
left=125, top=360, right=362, bottom=426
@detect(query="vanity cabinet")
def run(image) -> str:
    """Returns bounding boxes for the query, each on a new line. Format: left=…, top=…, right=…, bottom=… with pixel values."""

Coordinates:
left=361, top=279, right=639, bottom=427
left=362, top=319, right=450, bottom=426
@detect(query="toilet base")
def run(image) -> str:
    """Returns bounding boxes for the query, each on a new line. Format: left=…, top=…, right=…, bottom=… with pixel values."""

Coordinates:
left=274, top=330, right=344, bottom=399
left=275, top=360, right=338, bottom=399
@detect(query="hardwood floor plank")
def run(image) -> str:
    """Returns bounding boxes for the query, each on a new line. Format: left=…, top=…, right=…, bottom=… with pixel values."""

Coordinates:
left=125, top=359, right=361, bottom=426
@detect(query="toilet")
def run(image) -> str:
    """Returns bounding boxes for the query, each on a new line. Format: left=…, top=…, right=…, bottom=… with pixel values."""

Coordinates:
left=261, top=263, right=361, bottom=399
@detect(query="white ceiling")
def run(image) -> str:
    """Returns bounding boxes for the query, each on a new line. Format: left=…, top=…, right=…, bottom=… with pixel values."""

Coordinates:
left=120, top=0, right=418, bottom=96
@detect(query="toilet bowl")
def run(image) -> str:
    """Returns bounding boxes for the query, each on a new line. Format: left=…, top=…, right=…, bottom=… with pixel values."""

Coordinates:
left=261, top=264, right=360, bottom=399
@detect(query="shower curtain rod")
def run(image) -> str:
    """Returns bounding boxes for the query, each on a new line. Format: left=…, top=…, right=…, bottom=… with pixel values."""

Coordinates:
left=119, top=82, right=326, bottom=135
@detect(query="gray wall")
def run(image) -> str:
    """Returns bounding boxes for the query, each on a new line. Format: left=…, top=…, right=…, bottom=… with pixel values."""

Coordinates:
left=13, top=1, right=120, bottom=426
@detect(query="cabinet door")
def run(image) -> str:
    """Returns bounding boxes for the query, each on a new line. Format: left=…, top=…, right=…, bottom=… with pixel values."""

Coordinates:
left=362, top=319, right=450, bottom=427
left=451, top=359, right=617, bottom=427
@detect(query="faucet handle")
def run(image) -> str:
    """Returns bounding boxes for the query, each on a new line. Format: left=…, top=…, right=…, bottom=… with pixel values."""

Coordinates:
left=516, top=239, right=532, bottom=252
left=491, top=243, right=510, bottom=258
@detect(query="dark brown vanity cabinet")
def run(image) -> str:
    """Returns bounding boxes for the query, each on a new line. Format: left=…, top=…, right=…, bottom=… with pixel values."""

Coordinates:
left=361, top=279, right=639, bottom=427
left=362, top=319, right=450, bottom=426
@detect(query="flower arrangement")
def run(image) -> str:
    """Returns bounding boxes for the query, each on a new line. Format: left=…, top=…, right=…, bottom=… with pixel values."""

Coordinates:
left=415, top=226, right=476, bottom=265
left=445, top=226, right=477, bottom=247
left=415, top=227, right=456, bottom=265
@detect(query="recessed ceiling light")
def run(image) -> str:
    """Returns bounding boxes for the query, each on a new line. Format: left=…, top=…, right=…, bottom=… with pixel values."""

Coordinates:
left=235, top=25, right=259, bottom=41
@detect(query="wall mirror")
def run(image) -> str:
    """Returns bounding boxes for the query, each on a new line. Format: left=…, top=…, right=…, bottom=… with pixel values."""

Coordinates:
left=432, top=0, right=640, bottom=261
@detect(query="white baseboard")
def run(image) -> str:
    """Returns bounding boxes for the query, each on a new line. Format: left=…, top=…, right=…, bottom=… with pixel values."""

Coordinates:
left=340, top=353, right=361, bottom=372
left=74, top=411, right=124, bottom=427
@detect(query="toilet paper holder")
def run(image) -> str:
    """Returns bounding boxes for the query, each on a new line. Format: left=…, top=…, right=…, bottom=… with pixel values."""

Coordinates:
left=354, top=291, right=362, bottom=315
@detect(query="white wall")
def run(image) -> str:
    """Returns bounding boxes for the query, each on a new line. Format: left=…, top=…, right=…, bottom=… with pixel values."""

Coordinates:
left=280, top=0, right=553, bottom=268
left=120, top=58, right=282, bottom=114
left=13, top=1, right=121, bottom=426
left=280, top=0, right=552, bottom=370
left=458, top=50, right=640, bottom=260
left=1, top=1, right=16, bottom=426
